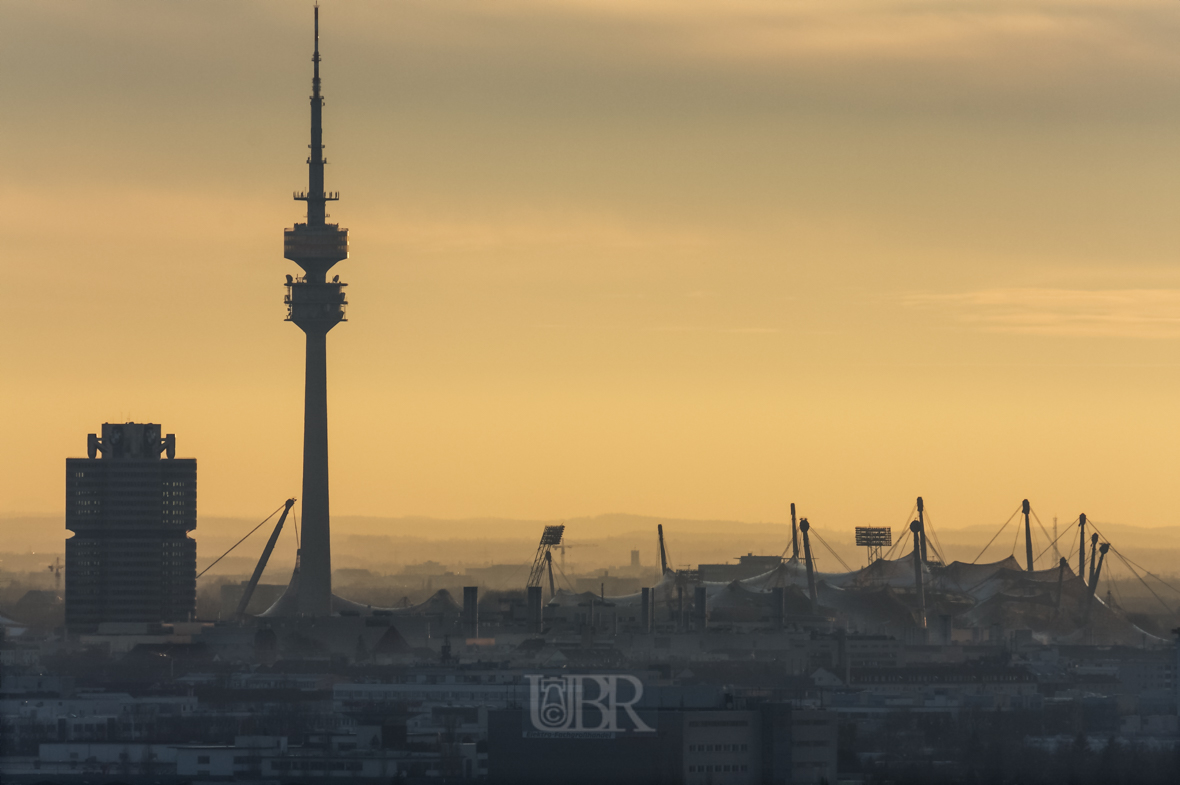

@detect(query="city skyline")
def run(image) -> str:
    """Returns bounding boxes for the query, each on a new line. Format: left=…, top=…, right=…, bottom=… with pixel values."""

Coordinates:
left=2, top=8, right=1178, bottom=784
left=4, top=1, right=1180, bottom=531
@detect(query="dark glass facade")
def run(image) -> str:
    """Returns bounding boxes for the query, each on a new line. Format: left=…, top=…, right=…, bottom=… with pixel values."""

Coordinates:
left=65, top=423, right=197, bottom=630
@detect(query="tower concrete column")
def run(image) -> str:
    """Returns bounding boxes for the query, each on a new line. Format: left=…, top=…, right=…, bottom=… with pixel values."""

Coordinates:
left=298, top=329, right=331, bottom=615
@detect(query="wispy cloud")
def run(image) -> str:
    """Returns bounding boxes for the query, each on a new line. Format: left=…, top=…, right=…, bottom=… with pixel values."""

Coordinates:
left=467, top=1, right=1180, bottom=71
left=368, top=213, right=710, bottom=255
left=653, top=325, right=780, bottom=334
left=905, top=288, right=1180, bottom=338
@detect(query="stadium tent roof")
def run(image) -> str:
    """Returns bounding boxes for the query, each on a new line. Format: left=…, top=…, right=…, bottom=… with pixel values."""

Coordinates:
left=954, top=568, right=1162, bottom=646
left=259, top=561, right=461, bottom=618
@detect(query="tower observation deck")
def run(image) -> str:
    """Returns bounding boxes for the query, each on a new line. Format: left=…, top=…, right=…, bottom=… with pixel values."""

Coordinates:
left=281, top=5, right=347, bottom=616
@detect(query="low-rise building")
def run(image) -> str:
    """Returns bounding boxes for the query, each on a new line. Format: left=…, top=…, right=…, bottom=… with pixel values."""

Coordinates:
left=487, top=705, right=836, bottom=785
left=848, top=665, right=1039, bottom=710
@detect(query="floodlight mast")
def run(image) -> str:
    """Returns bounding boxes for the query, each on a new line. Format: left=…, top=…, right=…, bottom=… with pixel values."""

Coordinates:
left=527, top=525, right=566, bottom=591
left=545, top=551, right=556, bottom=599
left=855, top=527, right=893, bottom=565
left=657, top=524, right=669, bottom=574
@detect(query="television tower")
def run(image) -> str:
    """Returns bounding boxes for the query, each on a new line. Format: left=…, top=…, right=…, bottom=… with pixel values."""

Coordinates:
left=283, top=5, right=348, bottom=616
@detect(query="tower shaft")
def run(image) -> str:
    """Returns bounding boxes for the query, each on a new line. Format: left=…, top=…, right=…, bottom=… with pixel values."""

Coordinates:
left=298, top=331, right=332, bottom=615
left=279, top=6, right=348, bottom=617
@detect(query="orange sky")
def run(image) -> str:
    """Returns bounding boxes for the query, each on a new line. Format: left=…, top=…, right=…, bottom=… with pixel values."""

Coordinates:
left=3, top=1, right=1180, bottom=532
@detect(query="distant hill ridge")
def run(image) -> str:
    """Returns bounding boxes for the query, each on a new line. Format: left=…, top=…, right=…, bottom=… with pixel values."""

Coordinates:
left=3, top=512, right=1178, bottom=577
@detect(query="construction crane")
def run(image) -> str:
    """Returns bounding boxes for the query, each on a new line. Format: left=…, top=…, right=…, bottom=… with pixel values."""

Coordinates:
left=47, top=557, right=62, bottom=595
left=556, top=540, right=596, bottom=571
left=236, top=498, right=296, bottom=619
left=527, top=525, right=565, bottom=599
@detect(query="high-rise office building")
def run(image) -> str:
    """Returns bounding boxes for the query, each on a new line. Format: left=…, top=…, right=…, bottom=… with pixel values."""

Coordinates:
left=65, top=422, right=197, bottom=630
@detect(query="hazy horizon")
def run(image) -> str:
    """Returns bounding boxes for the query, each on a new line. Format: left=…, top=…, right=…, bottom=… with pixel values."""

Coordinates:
left=5, top=508, right=1180, bottom=581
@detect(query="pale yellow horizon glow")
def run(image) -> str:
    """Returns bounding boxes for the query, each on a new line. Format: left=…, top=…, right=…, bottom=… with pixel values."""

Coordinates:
left=3, top=1, right=1180, bottom=535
